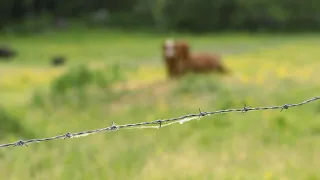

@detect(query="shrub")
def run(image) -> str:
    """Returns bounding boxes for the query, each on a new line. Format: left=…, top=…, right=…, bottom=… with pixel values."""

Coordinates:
left=0, top=106, right=34, bottom=140
left=35, top=63, right=127, bottom=108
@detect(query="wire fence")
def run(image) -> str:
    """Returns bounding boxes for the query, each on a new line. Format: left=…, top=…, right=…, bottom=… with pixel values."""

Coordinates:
left=0, top=96, right=319, bottom=148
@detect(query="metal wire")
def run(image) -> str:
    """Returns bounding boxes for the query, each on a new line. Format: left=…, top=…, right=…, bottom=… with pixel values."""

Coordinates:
left=0, top=96, right=319, bottom=148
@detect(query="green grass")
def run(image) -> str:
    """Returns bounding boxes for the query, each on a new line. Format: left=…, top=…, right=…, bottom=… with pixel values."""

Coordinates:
left=1, top=29, right=320, bottom=179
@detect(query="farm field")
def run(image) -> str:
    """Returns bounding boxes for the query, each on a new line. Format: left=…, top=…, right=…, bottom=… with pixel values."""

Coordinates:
left=0, top=29, right=320, bottom=179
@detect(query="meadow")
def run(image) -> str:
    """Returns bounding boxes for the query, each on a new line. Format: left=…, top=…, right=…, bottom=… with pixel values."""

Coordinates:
left=0, top=29, right=320, bottom=179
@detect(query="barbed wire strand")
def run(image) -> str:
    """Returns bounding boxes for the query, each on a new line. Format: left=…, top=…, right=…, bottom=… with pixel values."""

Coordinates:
left=0, top=96, right=319, bottom=148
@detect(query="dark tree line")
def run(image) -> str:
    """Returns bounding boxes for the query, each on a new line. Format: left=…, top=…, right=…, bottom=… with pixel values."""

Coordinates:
left=1, top=0, right=319, bottom=33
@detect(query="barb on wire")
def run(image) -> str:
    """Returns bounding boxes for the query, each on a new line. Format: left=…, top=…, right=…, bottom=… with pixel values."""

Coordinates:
left=0, top=96, right=319, bottom=149
left=241, top=104, right=251, bottom=113
left=198, top=108, right=206, bottom=120
left=281, top=104, right=290, bottom=112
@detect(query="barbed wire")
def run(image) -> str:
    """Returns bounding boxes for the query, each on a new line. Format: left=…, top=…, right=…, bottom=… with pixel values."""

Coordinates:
left=0, top=96, right=319, bottom=149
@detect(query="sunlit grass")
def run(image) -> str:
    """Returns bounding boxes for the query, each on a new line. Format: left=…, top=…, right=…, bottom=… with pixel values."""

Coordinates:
left=0, top=68, right=62, bottom=91
left=224, top=42, right=320, bottom=87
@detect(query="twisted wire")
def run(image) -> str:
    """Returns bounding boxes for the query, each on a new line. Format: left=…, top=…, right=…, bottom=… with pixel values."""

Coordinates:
left=0, top=96, right=319, bottom=148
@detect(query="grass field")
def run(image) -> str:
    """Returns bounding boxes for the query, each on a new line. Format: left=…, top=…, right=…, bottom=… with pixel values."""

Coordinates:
left=1, top=29, right=320, bottom=179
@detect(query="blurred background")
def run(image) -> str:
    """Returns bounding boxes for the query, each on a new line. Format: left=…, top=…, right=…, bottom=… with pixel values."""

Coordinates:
left=1, top=0, right=320, bottom=33
left=0, top=0, right=320, bottom=179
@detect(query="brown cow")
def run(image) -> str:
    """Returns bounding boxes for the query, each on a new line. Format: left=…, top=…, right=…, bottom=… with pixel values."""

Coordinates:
left=162, top=38, right=229, bottom=79
left=177, top=42, right=229, bottom=74
left=162, top=39, right=187, bottom=78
